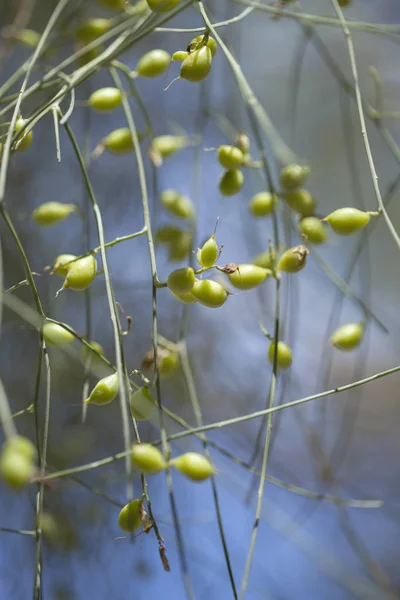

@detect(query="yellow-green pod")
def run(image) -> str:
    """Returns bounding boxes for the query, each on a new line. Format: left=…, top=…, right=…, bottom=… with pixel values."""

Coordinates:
left=131, top=443, right=166, bottom=474
left=150, top=135, right=187, bottom=160
left=15, top=29, right=40, bottom=48
left=217, top=145, right=243, bottom=170
left=97, top=0, right=127, bottom=10
left=300, top=216, right=327, bottom=244
left=171, top=51, right=189, bottom=61
left=167, top=267, right=195, bottom=294
left=191, top=279, right=228, bottom=308
left=32, top=202, right=76, bottom=226
left=155, top=225, right=182, bottom=244
left=228, top=264, right=270, bottom=290
left=323, top=207, right=371, bottom=236
left=103, top=128, right=133, bottom=154
left=129, top=386, right=156, bottom=420
left=249, top=192, right=278, bottom=217
left=282, top=189, right=316, bottom=216
left=88, top=88, right=122, bottom=112
left=53, top=254, right=76, bottom=277
left=85, top=372, right=119, bottom=406
left=330, top=322, right=364, bottom=351
left=267, top=341, right=292, bottom=369
left=81, top=341, right=105, bottom=371
left=189, top=35, right=217, bottom=57
left=277, top=245, right=308, bottom=273
left=170, top=452, right=216, bottom=482
left=279, top=164, right=310, bottom=191
left=252, top=249, right=276, bottom=270
left=170, top=290, right=197, bottom=304
left=219, top=169, right=244, bottom=196
left=136, top=49, right=171, bottom=77
left=76, top=18, right=111, bottom=43
left=63, top=255, right=97, bottom=291
left=3, top=436, right=37, bottom=462
left=180, top=47, right=212, bottom=82
left=0, top=446, right=35, bottom=490
left=167, top=230, right=192, bottom=261
left=43, top=322, right=75, bottom=347
left=159, top=350, right=180, bottom=377
left=197, top=235, right=218, bottom=268
left=15, top=117, right=33, bottom=152
left=118, top=499, right=142, bottom=532
left=160, top=189, right=194, bottom=219
left=146, top=0, right=180, bottom=11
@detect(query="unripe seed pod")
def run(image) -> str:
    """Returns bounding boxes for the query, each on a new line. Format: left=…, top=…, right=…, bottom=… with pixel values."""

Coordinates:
left=235, top=132, right=250, bottom=153
left=300, top=216, right=327, bottom=244
left=129, top=386, right=156, bottom=420
left=3, top=436, right=37, bottom=461
left=330, top=322, right=364, bottom=351
left=131, top=444, right=166, bottom=474
left=180, top=47, right=212, bottom=82
left=88, top=87, right=122, bottom=112
left=219, top=169, right=244, bottom=196
left=171, top=51, right=189, bottom=61
left=63, top=255, right=97, bottom=291
left=155, top=225, right=182, bottom=244
left=53, top=254, right=76, bottom=277
left=15, top=117, right=33, bottom=152
left=143, top=347, right=180, bottom=378
left=217, top=145, right=243, bottom=170
left=77, top=46, right=102, bottom=68
left=43, top=322, right=75, bottom=347
left=97, top=0, right=127, bottom=10
left=168, top=230, right=192, bottom=261
left=150, top=135, right=187, bottom=162
left=279, top=164, right=310, bottom=191
left=167, top=267, right=195, bottom=294
left=160, top=189, right=194, bottom=219
left=252, top=249, right=276, bottom=270
left=118, top=499, right=141, bottom=533
left=136, top=49, right=171, bottom=77
left=191, top=279, right=228, bottom=308
left=81, top=341, right=105, bottom=371
left=277, top=245, right=308, bottom=273
left=338, top=0, right=351, bottom=6
left=197, top=235, right=218, bottom=268
left=146, top=0, right=180, bottom=12
left=170, top=452, right=216, bottom=482
left=189, top=35, right=217, bottom=57
left=76, top=18, right=111, bottom=43
left=249, top=192, right=278, bottom=217
left=32, top=202, right=76, bottom=226
left=228, top=264, right=270, bottom=290
left=103, top=128, right=133, bottom=154
left=170, top=290, right=197, bottom=304
left=85, top=372, right=119, bottom=405
left=323, top=207, right=371, bottom=235
left=15, top=29, right=40, bottom=48
left=268, top=341, right=292, bottom=369
left=0, top=448, right=35, bottom=490
left=282, top=189, right=316, bottom=215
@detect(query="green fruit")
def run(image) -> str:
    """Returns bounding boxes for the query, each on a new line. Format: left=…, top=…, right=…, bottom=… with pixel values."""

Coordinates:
left=252, top=249, right=276, bottom=270
left=155, top=225, right=182, bottom=244
left=3, top=436, right=36, bottom=461
left=217, top=145, right=243, bottom=170
left=43, top=322, right=75, bottom=347
left=88, top=88, right=122, bottom=112
left=150, top=135, right=187, bottom=161
left=15, top=117, right=33, bottom=152
left=171, top=51, right=189, bottom=61
left=118, top=499, right=142, bottom=533
left=279, top=164, right=310, bottom=191
left=85, top=373, right=119, bottom=405
left=330, top=322, right=364, bottom=351
left=191, top=279, right=228, bottom=308
left=249, top=192, right=278, bottom=217
left=170, top=290, right=197, bottom=304
left=76, top=18, right=111, bottom=43
left=228, top=264, right=270, bottom=290
left=180, top=46, right=212, bottom=82
left=15, top=29, right=40, bottom=47
left=282, top=189, right=316, bottom=215
left=32, top=202, right=76, bottom=226
left=159, top=351, right=179, bottom=377
left=129, top=386, right=156, bottom=420
left=277, top=245, right=308, bottom=273
left=63, top=255, right=97, bottom=290
left=160, top=189, right=194, bottom=219
left=97, top=0, right=127, bottom=10
left=136, top=49, right=171, bottom=77
left=167, top=230, right=192, bottom=261
left=189, top=35, right=217, bottom=57
left=103, top=128, right=133, bottom=154
left=131, top=444, right=166, bottom=474
left=324, top=207, right=371, bottom=235
left=167, top=267, right=195, bottom=294
left=0, top=449, right=34, bottom=490
left=81, top=341, right=105, bottom=370
left=146, top=0, right=180, bottom=11
left=170, top=452, right=215, bottom=482
left=300, top=216, right=327, bottom=244
left=267, top=341, right=292, bottom=369
left=219, top=169, right=244, bottom=196
left=53, top=254, right=76, bottom=277
left=338, top=0, right=351, bottom=6
left=197, top=235, right=218, bottom=268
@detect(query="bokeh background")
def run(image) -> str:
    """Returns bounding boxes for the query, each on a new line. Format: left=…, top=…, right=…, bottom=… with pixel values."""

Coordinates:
left=1, top=0, right=400, bottom=598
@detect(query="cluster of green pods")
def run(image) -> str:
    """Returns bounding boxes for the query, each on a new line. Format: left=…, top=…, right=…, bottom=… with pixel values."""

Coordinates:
left=171, top=34, right=217, bottom=84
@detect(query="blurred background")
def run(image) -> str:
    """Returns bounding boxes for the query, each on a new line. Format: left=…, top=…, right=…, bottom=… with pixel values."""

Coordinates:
left=1, top=0, right=400, bottom=598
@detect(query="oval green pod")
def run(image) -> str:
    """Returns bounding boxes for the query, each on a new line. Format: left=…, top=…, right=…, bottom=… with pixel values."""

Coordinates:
left=330, top=322, right=364, bottom=351
left=268, top=341, right=292, bottom=369
left=15, top=29, right=40, bottom=48
left=279, top=164, right=310, bottom=191
left=252, top=249, right=276, bottom=270
left=167, top=230, right=192, bottom=261
left=3, top=436, right=37, bottom=462
left=167, top=267, right=195, bottom=294
left=32, top=202, right=76, bottom=226
left=0, top=448, right=35, bottom=490
left=150, top=135, right=186, bottom=161
left=53, top=254, right=76, bottom=277
left=228, top=264, right=270, bottom=290
left=88, top=87, right=122, bottom=112
left=282, top=189, right=316, bottom=215
left=217, top=145, right=243, bottom=170
left=160, top=189, right=194, bottom=219
left=249, top=192, right=278, bottom=217
left=129, top=386, right=156, bottom=420
left=146, top=0, right=180, bottom=11
left=103, top=128, right=133, bottom=154
left=76, top=18, right=111, bottom=43
left=171, top=50, right=189, bottom=61
left=191, top=279, right=228, bottom=308
left=189, top=35, right=217, bottom=57
left=63, top=255, right=97, bottom=291
left=155, top=225, right=182, bottom=244
left=43, top=322, right=75, bottom=347
left=197, top=235, right=218, bottom=268
left=277, top=245, right=308, bottom=273
left=159, top=350, right=180, bottom=377
left=118, top=499, right=142, bottom=533
left=131, top=443, right=166, bottom=474
left=180, top=46, right=212, bottom=82
left=219, top=169, right=244, bottom=196
left=300, top=216, right=327, bottom=244
left=170, top=290, right=197, bottom=304
left=85, top=372, right=119, bottom=406
left=81, top=341, right=105, bottom=372
left=323, top=207, right=371, bottom=235
left=170, top=452, right=216, bottom=482
left=136, top=49, right=171, bottom=77
left=15, top=117, right=33, bottom=152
